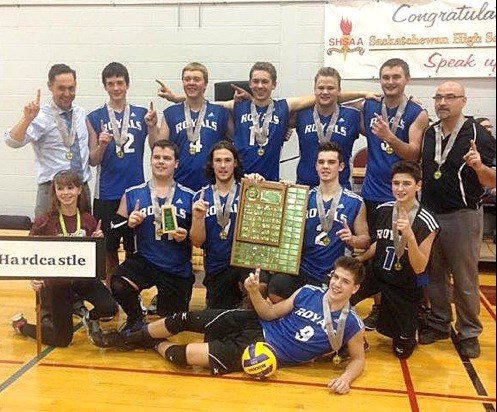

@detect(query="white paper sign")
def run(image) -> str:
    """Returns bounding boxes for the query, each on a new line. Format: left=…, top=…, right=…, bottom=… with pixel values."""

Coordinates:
left=0, top=237, right=104, bottom=279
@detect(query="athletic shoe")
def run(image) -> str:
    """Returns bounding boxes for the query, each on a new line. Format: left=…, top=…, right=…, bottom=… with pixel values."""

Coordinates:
left=418, top=326, right=450, bottom=344
left=92, top=331, right=127, bottom=349
left=393, top=336, right=417, bottom=359
left=146, top=294, right=158, bottom=315
left=87, top=320, right=103, bottom=344
left=94, top=325, right=156, bottom=350
left=138, top=295, right=148, bottom=316
left=72, top=300, right=89, bottom=320
left=363, top=304, right=380, bottom=331
left=456, top=337, right=480, bottom=359
left=11, top=313, right=27, bottom=334
left=118, top=319, right=146, bottom=335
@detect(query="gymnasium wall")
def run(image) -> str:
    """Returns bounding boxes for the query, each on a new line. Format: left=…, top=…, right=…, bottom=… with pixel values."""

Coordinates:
left=0, top=0, right=495, bottom=218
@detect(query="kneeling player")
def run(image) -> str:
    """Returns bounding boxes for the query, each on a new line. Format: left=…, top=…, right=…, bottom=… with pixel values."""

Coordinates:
left=354, top=161, right=439, bottom=359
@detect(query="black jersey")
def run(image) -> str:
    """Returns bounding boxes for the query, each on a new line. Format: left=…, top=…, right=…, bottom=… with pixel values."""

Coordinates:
left=373, top=201, right=439, bottom=289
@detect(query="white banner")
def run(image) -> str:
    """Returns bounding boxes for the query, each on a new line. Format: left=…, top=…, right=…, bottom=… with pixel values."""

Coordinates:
left=324, top=0, right=496, bottom=79
left=0, top=237, right=105, bottom=279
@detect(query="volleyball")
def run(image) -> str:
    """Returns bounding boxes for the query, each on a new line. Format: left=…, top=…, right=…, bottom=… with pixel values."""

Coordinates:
left=241, top=342, right=278, bottom=379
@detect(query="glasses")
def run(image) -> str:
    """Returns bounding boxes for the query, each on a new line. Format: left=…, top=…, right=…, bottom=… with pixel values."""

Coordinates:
left=432, top=94, right=465, bottom=102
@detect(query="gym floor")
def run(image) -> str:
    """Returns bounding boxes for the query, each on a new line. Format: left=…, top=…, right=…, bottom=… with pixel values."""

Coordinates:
left=0, top=231, right=495, bottom=412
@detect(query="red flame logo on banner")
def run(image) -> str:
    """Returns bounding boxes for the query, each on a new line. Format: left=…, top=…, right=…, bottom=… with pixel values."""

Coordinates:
left=326, top=16, right=364, bottom=60
left=340, top=18, right=352, bottom=36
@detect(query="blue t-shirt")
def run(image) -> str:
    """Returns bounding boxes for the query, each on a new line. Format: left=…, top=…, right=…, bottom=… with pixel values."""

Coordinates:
left=192, top=183, right=240, bottom=275
left=233, top=99, right=290, bottom=181
left=87, top=104, right=149, bottom=200
left=361, top=98, right=424, bottom=202
left=164, top=101, right=229, bottom=192
left=261, top=285, right=363, bottom=365
left=125, top=181, right=194, bottom=277
left=300, top=187, right=363, bottom=283
left=296, top=105, right=360, bottom=189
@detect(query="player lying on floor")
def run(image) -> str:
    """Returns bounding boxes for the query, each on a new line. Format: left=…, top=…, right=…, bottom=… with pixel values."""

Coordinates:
left=94, top=256, right=366, bottom=394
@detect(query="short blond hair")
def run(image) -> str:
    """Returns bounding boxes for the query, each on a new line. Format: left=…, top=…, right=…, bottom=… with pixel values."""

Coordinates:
left=182, top=62, right=209, bottom=83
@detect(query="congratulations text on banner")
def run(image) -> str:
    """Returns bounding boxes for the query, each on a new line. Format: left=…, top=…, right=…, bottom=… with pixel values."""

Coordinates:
left=324, top=0, right=496, bottom=79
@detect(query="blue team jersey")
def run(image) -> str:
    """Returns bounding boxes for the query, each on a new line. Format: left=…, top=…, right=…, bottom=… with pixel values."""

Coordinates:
left=192, top=184, right=240, bottom=275
left=164, top=102, right=229, bottom=191
left=261, top=285, right=363, bottom=365
left=87, top=104, right=149, bottom=201
left=125, top=181, right=194, bottom=277
left=300, top=188, right=363, bottom=283
left=361, top=98, right=424, bottom=202
left=233, top=99, right=290, bottom=181
left=296, top=105, right=361, bottom=189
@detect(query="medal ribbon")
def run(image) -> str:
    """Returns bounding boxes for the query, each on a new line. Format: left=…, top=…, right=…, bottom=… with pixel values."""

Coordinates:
left=250, top=100, right=274, bottom=148
left=50, top=102, right=76, bottom=151
left=381, top=95, right=409, bottom=135
left=323, top=294, right=350, bottom=352
left=184, top=101, right=207, bottom=147
left=434, top=115, right=466, bottom=171
left=58, top=209, right=81, bottom=237
left=392, top=199, right=420, bottom=263
left=316, top=186, right=343, bottom=234
left=312, top=104, right=340, bottom=144
left=106, top=103, right=131, bottom=152
left=213, top=182, right=237, bottom=234
left=149, top=178, right=176, bottom=240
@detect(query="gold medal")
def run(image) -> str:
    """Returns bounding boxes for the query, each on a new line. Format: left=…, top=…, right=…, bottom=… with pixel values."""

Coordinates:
left=257, top=147, right=265, bottom=156
left=117, top=150, right=124, bottom=158
left=333, top=354, right=342, bottom=365
left=322, top=235, right=330, bottom=246
left=394, top=261, right=402, bottom=271
left=66, top=151, right=73, bottom=160
left=433, top=169, right=442, bottom=180
left=189, top=146, right=197, bottom=155
left=219, top=231, right=227, bottom=240
left=156, top=228, right=163, bottom=237
left=385, top=145, right=394, bottom=155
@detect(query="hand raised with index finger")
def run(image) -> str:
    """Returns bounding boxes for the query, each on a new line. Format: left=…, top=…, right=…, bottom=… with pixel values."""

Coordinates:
left=192, top=188, right=209, bottom=219
left=463, top=139, right=483, bottom=170
left=232, top=84, right=252, bottom=103
left=92, top=219, right=104, bottom=238
left=336, top=216, right=352, bottom=244
left=23, top=89, right=41, bottom=122
left=145, top=101, right=158, bottom=126
left=98, top=120, right=112, bottom=146
left=371, top=112, right=390, bottom=140
left=156, top=79, right=174, bottom=101
left=244, top=265, right=261, bottom=293
left=128, top=199, right=144, bottom=228
left=396, top=206, right=415, bottom=241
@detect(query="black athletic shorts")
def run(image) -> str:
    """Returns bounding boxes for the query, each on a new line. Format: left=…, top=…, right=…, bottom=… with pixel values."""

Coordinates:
left=351, top=266, right=420, bottom=340
left=203, top=267, right=269, bottom=309
left=115, top=255, right=194, bottom=315
left=203, top=309, right=265, bottom=375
